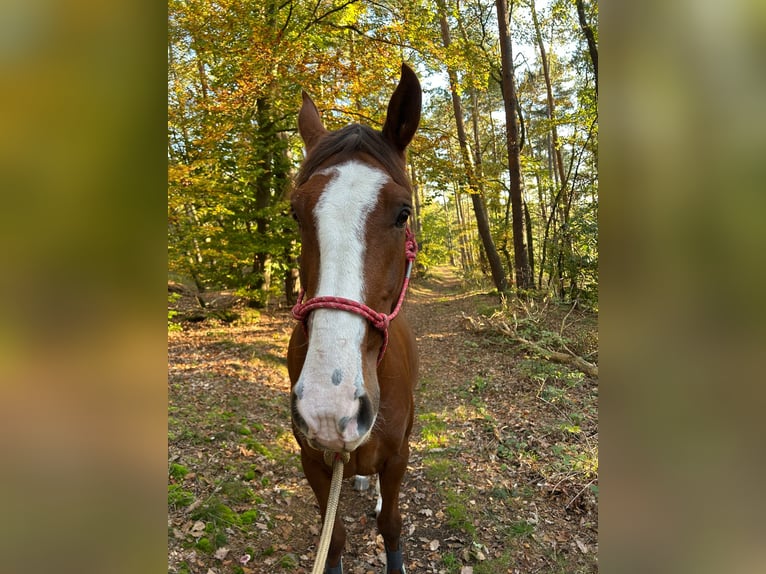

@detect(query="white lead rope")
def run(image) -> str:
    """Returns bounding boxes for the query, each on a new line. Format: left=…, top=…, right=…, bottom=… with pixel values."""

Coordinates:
left=311, top=451, right=349, bottom=574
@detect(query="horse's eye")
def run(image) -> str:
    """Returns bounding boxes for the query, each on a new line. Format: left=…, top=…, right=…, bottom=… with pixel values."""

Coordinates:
left=290, top=205, right=300, bottom=223
left=395, top=208, right=410, bottom=228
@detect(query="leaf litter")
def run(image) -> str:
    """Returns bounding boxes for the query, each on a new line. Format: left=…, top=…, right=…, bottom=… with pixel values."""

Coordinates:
left=168, top=267, right=598, bottom=573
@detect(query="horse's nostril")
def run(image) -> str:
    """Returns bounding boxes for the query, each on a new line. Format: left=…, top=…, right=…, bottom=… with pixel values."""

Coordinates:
left=356, top=394, right=374, bottom=436
left=291, top=395, right=308, bottom=434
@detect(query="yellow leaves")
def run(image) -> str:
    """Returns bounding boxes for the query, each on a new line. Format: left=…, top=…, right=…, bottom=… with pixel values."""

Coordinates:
left=168, top=163, right=193, bottom=187
left=337, top=2, right=365, bottom=26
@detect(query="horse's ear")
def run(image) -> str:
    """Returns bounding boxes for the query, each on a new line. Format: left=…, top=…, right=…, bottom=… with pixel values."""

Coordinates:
left=382, top=63, right=422, bottom=152
left=298, top=90, right=328, bottom=153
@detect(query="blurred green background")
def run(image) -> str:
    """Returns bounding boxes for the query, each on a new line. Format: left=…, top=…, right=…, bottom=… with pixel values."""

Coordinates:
left=601, top=0, right=766, bottom=572
left=0, top=1, right=166, bottom=573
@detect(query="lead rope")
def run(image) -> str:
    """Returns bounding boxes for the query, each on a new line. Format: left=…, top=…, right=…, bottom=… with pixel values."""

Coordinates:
left=312, top=451, right=350, bottom=574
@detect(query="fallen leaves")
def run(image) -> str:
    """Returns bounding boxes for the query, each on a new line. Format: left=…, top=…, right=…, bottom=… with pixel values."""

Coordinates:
left=189, top=520, right=205, bottom=538
left=168, top=270, right=598, bottom=574
left=238, top=445, right=255, bottom=457
left=213, top=547, right=229, bottom=561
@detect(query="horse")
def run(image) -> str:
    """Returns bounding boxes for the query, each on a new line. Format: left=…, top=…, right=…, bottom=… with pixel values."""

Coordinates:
left=286, top=63, right=422, bottom=574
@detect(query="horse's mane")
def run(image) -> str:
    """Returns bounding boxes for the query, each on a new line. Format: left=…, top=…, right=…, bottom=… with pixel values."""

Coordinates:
left=295, top=124, right=409, bottom=189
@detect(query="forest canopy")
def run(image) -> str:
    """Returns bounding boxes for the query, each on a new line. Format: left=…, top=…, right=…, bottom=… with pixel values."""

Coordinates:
left=168, top=0, right=598, bottom=307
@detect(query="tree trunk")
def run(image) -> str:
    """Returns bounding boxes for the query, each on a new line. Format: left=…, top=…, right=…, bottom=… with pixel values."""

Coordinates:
left=438, top=0, right=509, bottom=294
left=469, top=87, right=485, bottom=193
left=410, top=163, right=422, bottom=238
left=524, top=199, right=535, bottom=287
left=576, top=0, right=598, bottom=93
left=531, top=1, right=566, bottom=188
left=284, top=248, right=299, bottom=306
left=442, top=190, right=457, bottom=267
left=531, top=0, right=573, bottom=294
left=495, top=0, right=532, bottom=289
left=251, top=97, right=274, bottom=291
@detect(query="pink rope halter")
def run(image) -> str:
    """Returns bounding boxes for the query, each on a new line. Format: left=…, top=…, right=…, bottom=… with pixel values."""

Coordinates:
left=291, top=227, right=418, bottom=365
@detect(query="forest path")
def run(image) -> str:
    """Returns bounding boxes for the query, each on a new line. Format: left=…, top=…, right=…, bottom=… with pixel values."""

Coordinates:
left=168, top=266, right=598, bottom=574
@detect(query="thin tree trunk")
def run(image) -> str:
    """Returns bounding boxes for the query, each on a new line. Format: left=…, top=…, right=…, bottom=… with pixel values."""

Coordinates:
left=576, top=0, right=598, bottom=93
left=524, top=199, right=535, bottom=287
left=531, top=0, right=573, bottom=294
left=495, top=0, right=532, bottom=289
left=442, top=191, right=457, bottom=267
left=438, top=0, right=509, bottom=293
left=531, top=1, right=566, bottom=187
left=410, top=164, right=422, bottom=238
left=470, top=88, right=485, bottom=190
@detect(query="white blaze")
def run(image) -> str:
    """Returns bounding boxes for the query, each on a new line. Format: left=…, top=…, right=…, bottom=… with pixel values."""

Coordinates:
left=295, top=160, right=388, bottom=450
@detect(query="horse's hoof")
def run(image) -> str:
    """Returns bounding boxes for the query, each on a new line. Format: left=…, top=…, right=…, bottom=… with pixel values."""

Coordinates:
left=324, top=557, right=342, bottom=574
left=385, top=545, right=405, bottom=573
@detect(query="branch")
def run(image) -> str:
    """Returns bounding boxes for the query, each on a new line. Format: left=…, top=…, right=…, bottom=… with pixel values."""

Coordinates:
left=513, top=333, right=598, bottom=378
left=303, top=0, right=362, bottom=32
left=277, top=0, right=294, bottom=42
left=324, top=107, right=379, bottom=126
left=323, top=22, right=430, bottom=56
left=462, top=312, right=598, bottom=378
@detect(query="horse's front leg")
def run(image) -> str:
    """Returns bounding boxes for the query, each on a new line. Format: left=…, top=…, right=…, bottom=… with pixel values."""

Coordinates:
left=300, top=449, right=346, bottom=573
left=377, top=447, right=409, bottom=574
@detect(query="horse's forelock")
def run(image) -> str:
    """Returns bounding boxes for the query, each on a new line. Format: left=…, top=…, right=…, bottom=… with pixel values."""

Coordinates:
left=295, top=124, right=409, bottom=190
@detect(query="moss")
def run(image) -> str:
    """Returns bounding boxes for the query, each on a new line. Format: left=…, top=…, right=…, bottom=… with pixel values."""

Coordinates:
left=195, top=537, right=213, bottom=553
left=240, top=509, right=259, bottom=524
left=191, top=498, right=241, bottom=527
left=220, top=480, right=255, bottom=503
left=169, top=462, right=189, bottom=480
left=168, top=484, right=195, bottom=508
left=279, top=553, right=298, bottom=569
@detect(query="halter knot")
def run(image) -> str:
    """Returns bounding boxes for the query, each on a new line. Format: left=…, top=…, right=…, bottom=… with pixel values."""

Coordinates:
left=374, top=314, right=390, bottom=331
left=291, top=227, right=417, bottom=365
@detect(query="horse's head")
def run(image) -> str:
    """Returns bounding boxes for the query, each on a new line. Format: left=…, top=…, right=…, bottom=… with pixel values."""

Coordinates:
left=289, top=64, right=421, bottom=454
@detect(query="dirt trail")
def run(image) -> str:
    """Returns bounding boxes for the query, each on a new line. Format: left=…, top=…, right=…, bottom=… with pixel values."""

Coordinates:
left=168, top=266, right=598, bottom=574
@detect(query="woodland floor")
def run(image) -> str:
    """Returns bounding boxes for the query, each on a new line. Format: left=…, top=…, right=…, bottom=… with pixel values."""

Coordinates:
left=168, top=266, right=598, bottom=574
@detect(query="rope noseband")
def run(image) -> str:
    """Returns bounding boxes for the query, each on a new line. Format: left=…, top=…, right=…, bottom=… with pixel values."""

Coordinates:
left=291, top=227, right=418, bottom=365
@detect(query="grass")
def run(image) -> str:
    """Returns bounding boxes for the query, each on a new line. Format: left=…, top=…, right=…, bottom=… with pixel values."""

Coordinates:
left=441, top=552, right=461, bottom=573
left=473, top=550, right=515, bottom=574
left=418, top=412, right=450, bottom=449
left=444, top=490, right=476, bottom=535
left=508, top=520, right=535, bottom=538
left=422, top=454, right=478, bottom=537
left=278, top=553, right=299, bottom=569
left=195, top=537, right=214, bottom=553
left=242, top=437, right=275, bottom=459
left=423, top=455, right=452, bottom=482
left=168, top=293, right=183, bottom=331
left=183, top=494, right=263, bottom=554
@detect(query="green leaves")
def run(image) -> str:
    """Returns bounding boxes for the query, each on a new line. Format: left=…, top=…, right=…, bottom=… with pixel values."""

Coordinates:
left=168, top=0, right=597, bottom=305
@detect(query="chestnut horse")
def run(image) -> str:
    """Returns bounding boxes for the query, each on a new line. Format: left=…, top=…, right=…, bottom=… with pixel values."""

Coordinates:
left=287, top=64, right=422, bottom=574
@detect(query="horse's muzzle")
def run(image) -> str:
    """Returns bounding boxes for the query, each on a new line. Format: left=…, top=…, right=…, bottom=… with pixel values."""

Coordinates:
left=291, top=392, right=375, bottom=453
